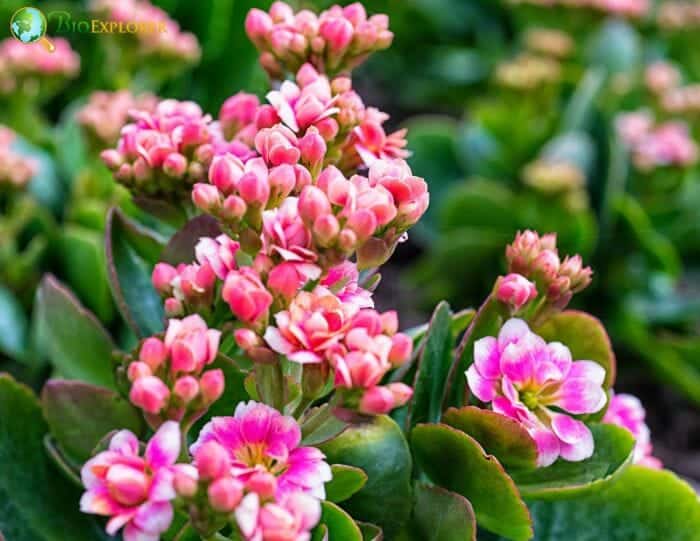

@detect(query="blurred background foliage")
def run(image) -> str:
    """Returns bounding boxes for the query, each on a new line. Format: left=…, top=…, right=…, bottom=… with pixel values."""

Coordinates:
left=1, top=0, right=700, bottom=473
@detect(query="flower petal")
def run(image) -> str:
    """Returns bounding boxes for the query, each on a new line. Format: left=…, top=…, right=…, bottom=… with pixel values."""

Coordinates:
left=133, top=501, right=174, bottom=534
left=465, top=365, right=497, bottom=402
left=473, top=336, right=500, bottom=379
left=109, top=430, right=140, bottom=456
left=553, top=378, right=607, bottom=415
left=568, top=360, right=606, bottom=386
left=551, top=414, right=594, bottom=462
left=145, top=421, right=181, bottom=469
left=497, top=318, right=530, bottom=348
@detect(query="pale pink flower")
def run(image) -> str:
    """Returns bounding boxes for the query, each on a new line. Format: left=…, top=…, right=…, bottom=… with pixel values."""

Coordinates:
left=321, top=261, right=374, bottom=308
left=219, top=92, right=260, bottom=139
left=616, top=111, right=654, bottom=148
left=235, top=491, right=321, bottom=541
left=264, top=286, right=359, bottom=364
left=191, top=401, right=332, bottom=499
left=80, top=422, right=181, bottom=541
left=164, top=315, right=221, bottom=374
left=367, top=159, right=429, bottom=228
left=466, top=318, right=607, bottom=467
left=604, top=392, right=662, bottom=469
left=195, top=234, right=240, bottom=280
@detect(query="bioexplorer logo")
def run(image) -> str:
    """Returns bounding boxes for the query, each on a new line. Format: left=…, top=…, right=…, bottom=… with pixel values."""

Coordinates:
left=9, top=5, right=167, bottom=53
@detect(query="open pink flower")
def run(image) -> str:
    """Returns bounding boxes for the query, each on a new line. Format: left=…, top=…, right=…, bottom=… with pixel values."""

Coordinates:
left=321, top=261, right=374, bottom=308
left=604, top=392, right=662, bottom=469
left=222, top=267, right=274, bottom=325
left=264, top=286, right=359, bottom=364
left=466, top=318, right=607, bottom=467
left=191, top=401, right=332, bottom=499
left=80, top=422, right=181, bottom=541
left=165, top=314, right=221, bottom=374
left=235, top=491, right=321, bottom=541
left=195, top=234, right=240, bottom=280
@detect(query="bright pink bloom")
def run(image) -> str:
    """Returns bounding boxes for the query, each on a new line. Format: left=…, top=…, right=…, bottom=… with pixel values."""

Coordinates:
left=130, top=376, right=170, bottom=414
left=496, top=273, right=538, bottom=311
left=80, top=422, right=181, bottom=541
left=466, top=318, right=607, bottom=467
left=604, top=393, right=662, bottom=469
left=191, top=401, right=332, bottom=499
left=321, top=261, right=373, bottom=308
left=165, top=315, right=221, bottom=374
left=195, top=234, right=240, bottom=280
left=220, top=92, right=260, bottom=138
left=235, top=491, right=321, bottom=541
left=222, top=267, right=274, bottom=324
left=367, top=159, right=429, bottom=228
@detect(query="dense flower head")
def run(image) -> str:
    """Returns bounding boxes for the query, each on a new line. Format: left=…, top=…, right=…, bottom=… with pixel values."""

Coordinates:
left=0, top=126, right=37, bottom=190
left=152, top=260, right=218, bottom=317
left=506, top=230, right=592, bottom=309
left=466, top=318, right=607, bottom=466
left=90, top=0, right=200, bottom=63
left=603, top=392, right=662, bottom=469
left=78, top=90, right=158, bottom=147
left=191, top=401, right=332, bottom=500
left=617, top=113, right=699, bottom=172
left=126, top=315, right=223, bottom=424
left=236, top=491, right=321, bottom=541
left=80, top=422, right=182, bottom=541
left=0, top=37, right=79, bottom=96
left=245, top=1, right=393, bottom=78
left=102, top=99, right=217, bottom=199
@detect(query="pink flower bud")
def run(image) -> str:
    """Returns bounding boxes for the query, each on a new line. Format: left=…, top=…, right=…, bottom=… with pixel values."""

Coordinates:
left=130, top=376, right=170, bottom=414
left=152, top=263, right=177, bottom=294
left=347, top=209, right=378, bottom=240
left=238, top=171, right=270, bottom=207
left=246, top=471, right=277, bottom=499
left=359, top=386, right=395, bottom=415
left=208, top=477, right=243, bottom=513
left=234, top=328, right=261, bottom=350
left=338, top=228, right=357, bottom=251
left=174, top=466, right=199, bottom=497
left=195, top=441, right=230, bottom=481
left=313, top=215, right=340, bottom=246
left=100, top=149, right=123, bottom=169
left=163, top=153, right=187, bottom=178
left=200, top=369, right=225, bottom=403
left=316, top=117, right=339, bottom=140
left=496, top=273, right=538, bottom=311
left=192, top=183, right=221, bottom=211
left=245, top=9, right=273, bottom=41
left=298, top=186, right=331, bottom=224
left=222, top=268, right=273, bottom=324
left=268, top=164, right=296, bottom=201
left=223, top=195, right=248, bottom=221
left=165, top=297, right=184, bottom=317
left=127, top=361, right=152, bottom=382
left=270, top=1, right=294, bottom=22
left=299, top=129, right=327, bottom=167
left=220, top=92, right=260, bottom=134
left=255, top=126, right=300, bottom=166
left=209, top=154, right=244, bottom=194
left=386, top=382, right=413, bottom=407
left=389, top=333, right=412, bottom=366
left=380, top=311, right=398, bottom=335
left=139, top=337, right=168, bottom=370
left=255, top=105, right=280, bottom=129
left=534, top=250, right=560, bottom=277
left=320, top=17, right=354, bottom=53
left=174, top=376, right=200, bottom=403
left=268, top=262, right=305, bottom=300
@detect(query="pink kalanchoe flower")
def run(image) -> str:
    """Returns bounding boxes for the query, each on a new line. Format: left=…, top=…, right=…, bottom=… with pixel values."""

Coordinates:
left=603, top=392, right=662, bottom=469
left=165, top=314, right=221, bottom=374
left=195, top=234, right=240, bottom=280
left=222, top=267, right=274, bottom=325
left=236, top=491, right=321, bottom=541
left=219, top=92, right=261, bottom=139
left=264, top=286, right=359, bottom=364
left=496, top=273, right=538, bottom=311
left=321, top=261, right=374, bottom=308
left=466, top=318, right=608, bottom=467
left=152, top=261, right=217, bottom=316
left=191, top=401, right=332, bottom=499
left=616, top=110, right=654, bottom=148
left=80, top=422, right=181, bottom=541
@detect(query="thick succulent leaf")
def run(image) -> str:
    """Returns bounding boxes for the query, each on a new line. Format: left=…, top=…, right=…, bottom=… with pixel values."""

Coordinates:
left=536, top=310, right=616, bottom=388
left=41, top=379, right=144, bottom=463
left=160, top=214, right=221, bottom=265
left=318, top=501, right=363, bottom=541
left=509, top=424, right=634, bottom=500
left=0, top=285, right=28, bottom=359
left=358, top=522, right=383, bottom=541
left=319, top=416, right=413, bottom=538
left=106, top=207, right=166, bottom=337
left=442, top=407, right=538, bottom=470
left=414, top=483, right=477, bottom=541
left=326, top=465, right=368, bottom=503
left=408, top=301, right=454, bottom=428
left=443, top=297, right=505, bottom=409
left=301, top=405, right=348, bottom=446
left=0, top=375, right=109, bottom=541
left=488, top=466, right=700, bottom=540
left=57, top=225, right=115, bottom=324
left=35, top=275, right=116, bottom=389
left=411, top=423, right=532, bottom=541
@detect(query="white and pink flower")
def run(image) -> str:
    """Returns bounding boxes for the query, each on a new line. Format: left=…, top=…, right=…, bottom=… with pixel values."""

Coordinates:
left=466, top=318, right=607, bottom=467
left=80, top=422, right=181, bottom=541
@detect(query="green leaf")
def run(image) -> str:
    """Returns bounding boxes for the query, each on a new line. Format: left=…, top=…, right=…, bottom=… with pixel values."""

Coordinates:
left=57, top=225, right=115, bottom=324
left=106, top=207, right=166, bottom=337
left=358, top=522, right=383, bottom=541
left=0, top=285, right=28, bottom=359
left=535, top=310, right=616, bottom=388
left=442, top=407, right=538, bottom=470
left=411, top=423, right=532, bottom=541
left=326, top=465, right=368, bottom=503
left=443, top=297, right=505, bottom=409
left=408, top=301, right=453, bottom=428
left=318, top=501, right=363, bottom=541
left=160, top=215, right=221, bottom=265
left=12, top=136, right=64, bottom=215
left=319, top=416, right=413, bottom=538
left=41, top=379, right=144, bottom=463
left=509, top=424, right=634, bottom=500
left=0, top=374, right=108, bottom=540
left=300, top=405, right=348, bottom=446
left=521, top=466, right=700, bottom=540
left=439, top=180, right=518, bottom=233
left=414, top=482, right=476, bottom=541
left=36, top=275, right=116, bottom=389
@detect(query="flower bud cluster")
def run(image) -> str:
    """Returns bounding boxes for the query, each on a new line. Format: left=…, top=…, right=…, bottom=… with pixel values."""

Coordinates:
left=245, top=1, right=393, bottom=77
left=125, top=315, right=224, bottom=426
left=0, top=126, right=37, bottom=191
left=506, top=230, right=592, bottom=309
